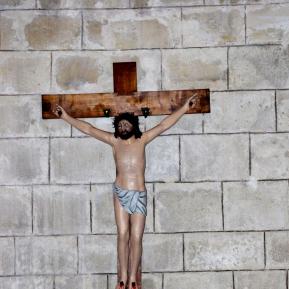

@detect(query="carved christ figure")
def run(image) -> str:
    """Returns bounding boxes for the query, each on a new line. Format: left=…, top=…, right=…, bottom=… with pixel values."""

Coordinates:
left=53, top=94, right=197, bottom=289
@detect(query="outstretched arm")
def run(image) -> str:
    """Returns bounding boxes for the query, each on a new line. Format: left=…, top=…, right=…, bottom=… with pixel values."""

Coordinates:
left=53, top=104, right=115, bottom=146
left=143, top=93, right=198, bottom=144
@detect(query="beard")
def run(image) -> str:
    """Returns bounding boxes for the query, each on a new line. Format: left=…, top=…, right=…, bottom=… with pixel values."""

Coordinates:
left=119, top=129, right=134, bottom=140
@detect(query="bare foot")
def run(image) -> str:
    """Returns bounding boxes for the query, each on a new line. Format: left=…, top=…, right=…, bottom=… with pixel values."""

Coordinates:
left=115, top=280, right=127, bottom=289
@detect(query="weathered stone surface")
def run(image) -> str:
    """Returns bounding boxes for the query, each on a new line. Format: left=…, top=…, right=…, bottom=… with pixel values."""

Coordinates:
left=0, top=138, right=49, bottom=185
left=277, top=90, right=289, bottom=131
left=206, top=0, right=289, bottom=4
left=204, top=91, right=275, bottom=133
left=16, top=236, right=77, bottom=274
left=0, top=0, right=35, bottom=9
left=0, top=276, right=53, bottom=289
left=266, top=231, right=289, bottom=269
left=142, top=234, right=183, bottom=271
left=182, top=6, right=245, bottom=47
left=0, top=238, right=14, bottom=275
left=164, top=271, right=232, bottom=289
left=162, top=48, right=227, bottom=90
left=145, top=135, right=179, bottom=182
left=181, top=134, right=249, bottom=181
left=0, top=186, right=32, bottom=235
left=229, top=45, right=289, bottom=89
left=247, top=4, right=289, bottom=46
left=0, top=52, right=50, bottom=94
left=251, top=133, right=289, bottom=179
left=52, top=50, right=161, bottom=93
left=223, top=180, right=289, bottom=230
left=1, top=11, right=81, bottom=50
left=37, top=0, right=129, bottom=8
left=0, top=95, right=70, bottom=137
left=55, top=275, right=107, bottom=289
left=155, top=182, right=222, bottom=232
left=83, top=9, right=181, bottom=49
left=131, top=0, right=203, bottom=7
left=184, top=232, right=264, bottom=270
left=50, top=137, right=115, bottom=184
left=91, top=183, right=154, bottom=233
left=234, top=270, right=286, bottom=289
left=33, top=185, right=90, bottom=235
left=79, top=235, right=117, bottom=273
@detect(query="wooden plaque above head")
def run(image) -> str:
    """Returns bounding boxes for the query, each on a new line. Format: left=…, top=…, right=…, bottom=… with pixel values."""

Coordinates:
left=113, top=62, right=137, bottom=95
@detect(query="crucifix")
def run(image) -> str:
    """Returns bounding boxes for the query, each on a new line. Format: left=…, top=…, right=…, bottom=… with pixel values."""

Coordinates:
left=42, top=62, right=210, bottom=289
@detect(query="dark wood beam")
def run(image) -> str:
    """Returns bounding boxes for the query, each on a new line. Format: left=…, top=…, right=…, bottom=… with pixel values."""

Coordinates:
left=42, top=88, right=210, bottom=119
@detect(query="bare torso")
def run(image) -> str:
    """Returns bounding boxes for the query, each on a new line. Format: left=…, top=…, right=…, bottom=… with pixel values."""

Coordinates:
left=112, top=136, right=146, bottom=192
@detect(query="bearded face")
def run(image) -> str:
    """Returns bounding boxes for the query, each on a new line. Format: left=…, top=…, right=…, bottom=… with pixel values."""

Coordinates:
left=117, top=119, right=135, bottom=140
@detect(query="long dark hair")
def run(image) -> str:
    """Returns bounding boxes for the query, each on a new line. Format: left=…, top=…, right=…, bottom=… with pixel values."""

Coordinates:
left=113, top=112, right=143, bottom=139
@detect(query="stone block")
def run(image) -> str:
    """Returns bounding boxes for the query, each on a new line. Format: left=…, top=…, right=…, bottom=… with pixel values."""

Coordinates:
left=234, top=270, right=286, bottom=289
left=142, top=233, right=183, bottom=271
left=51, top=50, right=161, bottom=93
left=78, top=235, right=117, bottom=273
left=180, top=134, right=249, bottom=181
left=0, top=138, right=49, bottom=185
left=50, top=137, right=115, bottom=184
left=155, top=182, right=222, bottom=232
left=55, top=275, right=107, bottom=289
left=0, top=95, right=70, bottom=138
left=0, top=237, right=14, bottom=275
left=145, top=135, right=179, bottom=182
left=229, top=45, right=289, bottom=89
left=182, top=6, right=245, bottom=47
left=204, top=91, right=275, bottom=133
left=1, top=11, right=81, bottom=50
left=0, top=52, right=50, bottom=94
left=184, top=232, right=264, bottom=270
left=251, top=133, right=289, bottom=179
left=131, top=0, right=203, bottom=7
left=0, top=0, right=35, bottom=9
left=164, top=271, right=233, bottom=289
left=33, top=185, right=90, bottom=235
left=223, top=180, right=289, bottom=230
left=0, top=276, right=53, bottom=289
left=83, top=8, right=181, bottom=49
left=37, top=0, right=129, bottom=8
left=0, top=186, right=32, bottom=235
left=162, top=48, right=227, bottom=90
left=206, top=0, right=289, bottom=4
left=266, top=231, right=289, bottom=269
left=277, top=90, right=289, bottom=131
left=16, top=236, right=77, bottom=274
left=247, top=4, right=289, bottom=45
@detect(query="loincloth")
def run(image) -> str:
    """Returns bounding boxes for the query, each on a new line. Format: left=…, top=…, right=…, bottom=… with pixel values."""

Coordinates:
left=112, top=182, right=147, bottom=216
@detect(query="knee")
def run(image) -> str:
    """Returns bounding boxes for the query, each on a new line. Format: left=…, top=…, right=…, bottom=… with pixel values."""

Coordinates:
left=117, top=229, right=129, bottom=241
left=130, top=233, right=143, bottom=245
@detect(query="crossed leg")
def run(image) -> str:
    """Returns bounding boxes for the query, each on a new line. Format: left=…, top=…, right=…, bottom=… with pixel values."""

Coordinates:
left=113, top=193, right=146, bottom=289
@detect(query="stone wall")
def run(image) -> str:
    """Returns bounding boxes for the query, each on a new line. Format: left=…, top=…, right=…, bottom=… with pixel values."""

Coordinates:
left=0, top=0, right=289, bottom=288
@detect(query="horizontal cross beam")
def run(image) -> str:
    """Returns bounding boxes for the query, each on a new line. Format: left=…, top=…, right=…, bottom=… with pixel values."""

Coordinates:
left=42, top=88, right=210, bottom=119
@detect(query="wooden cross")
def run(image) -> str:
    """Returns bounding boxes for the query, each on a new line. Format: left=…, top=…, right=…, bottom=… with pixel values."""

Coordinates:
left=41, top=62, right=210, bottom=288
left=42, top=62, right=210, bottom=119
